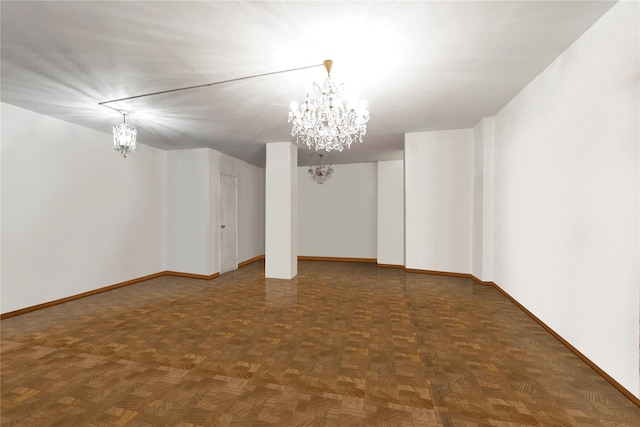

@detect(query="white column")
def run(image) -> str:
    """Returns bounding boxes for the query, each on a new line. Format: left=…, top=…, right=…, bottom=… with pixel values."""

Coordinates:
left=471, top=120, right=485, bottom=279
left=265, top=142, right=297, bottom=279
left=481, top=117, right=494, bottom=282
left=471, top=117, right=495, bottom=282
left=377, top=160, right=405, bottom=266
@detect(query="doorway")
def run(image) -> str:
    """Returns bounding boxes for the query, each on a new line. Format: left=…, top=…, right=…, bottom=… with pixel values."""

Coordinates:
left=219, top=173, right=238, bottom=273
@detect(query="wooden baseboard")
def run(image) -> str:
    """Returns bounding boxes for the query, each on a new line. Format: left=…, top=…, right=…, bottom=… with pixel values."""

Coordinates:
left=405, top=267, right=471, bottom=279
left=298, top=256, right=377, bottom=263
left=1, top=256, right=261, bottom=320
left=238, top=254, right=265, bottom=268
left=0, top=269, right=221, bottom=320
left=0, top=271, right=166, bottom=320
left=377, top=263, right=404, bottom=269
left=470, top=275, right=496, bottom=286
left=164, top=271, right=220, bottom=280
left=491, top=282, right=640, bottom=407
left=404, top=267, right=495, bottom=287
left=402, top=266, right=639, bottom=407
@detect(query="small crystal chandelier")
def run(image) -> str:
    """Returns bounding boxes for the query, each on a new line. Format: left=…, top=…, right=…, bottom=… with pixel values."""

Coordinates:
left=113, top=113, right=137, bottom=158
left=308, top=154, right=333, bottom=185
left=289, top=60, right=369, bottom=152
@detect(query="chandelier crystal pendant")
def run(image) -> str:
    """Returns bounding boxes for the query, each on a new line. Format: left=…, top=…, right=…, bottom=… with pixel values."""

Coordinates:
left=308, top=154, right=334, bottom=185
left=113, top=113, right=137, bottom=158
left=289, top=60, right=369, bottom=152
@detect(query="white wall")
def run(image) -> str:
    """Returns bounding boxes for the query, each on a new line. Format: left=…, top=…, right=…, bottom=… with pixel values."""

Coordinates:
left=166, top=148, right=265, bottom=276
left=491, top=1, right=639, bottom=397
left=405, top=129, right=474, bottom=273
left=1, top=102, right=166, bottom=313
left=377, top=160, right=404, bottom=266
left=166, top=149, right=211, bottom=275
left=298, top=162, right=377, bottom=258
left=1, top=104, right=265, bottom=312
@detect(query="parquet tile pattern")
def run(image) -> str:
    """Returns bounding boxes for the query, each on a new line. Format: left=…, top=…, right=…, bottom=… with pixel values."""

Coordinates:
left=2, top=261, right=639, bottom=426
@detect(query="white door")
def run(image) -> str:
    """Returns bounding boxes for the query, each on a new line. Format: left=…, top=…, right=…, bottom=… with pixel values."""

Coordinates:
left=219, top=173, right=238, bottom=273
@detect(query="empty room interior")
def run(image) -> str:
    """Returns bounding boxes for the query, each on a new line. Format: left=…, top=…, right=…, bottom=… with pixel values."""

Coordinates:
left=1, top=1, right=639, bottom=426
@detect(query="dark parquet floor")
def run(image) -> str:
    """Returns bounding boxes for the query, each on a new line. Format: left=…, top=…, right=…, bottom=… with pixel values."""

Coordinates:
left=1, top=261, right=639, bottom=426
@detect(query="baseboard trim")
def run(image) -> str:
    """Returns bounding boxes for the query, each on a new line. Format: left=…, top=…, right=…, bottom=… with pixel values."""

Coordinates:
left=405, top=267, right=471, bottom=279
left=1, top=257, right=262, bottom=320
left=403, top=266, right=639, bottom=407
left=0, top=271, right=166, bottom=320
left=298, top=256, right=377, bottom=263
left=377, top=263, right=404, bottom=269
left=238, top=254, right=265, bottom=268
left=164, top=271, right=221, bottom=280
left=404, top=267, right=496, bottom=287
left=0, top=269, right=222, bottom=320
left=469, top=275, right=496, bottom=286
left=491, top=282, right=640, bottom=407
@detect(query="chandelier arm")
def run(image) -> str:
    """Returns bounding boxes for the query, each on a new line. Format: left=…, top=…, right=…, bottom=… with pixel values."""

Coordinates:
left=98, top=63, right=325, bottom=106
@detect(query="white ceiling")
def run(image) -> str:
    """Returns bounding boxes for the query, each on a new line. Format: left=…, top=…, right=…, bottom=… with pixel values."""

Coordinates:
left=1, top=1, right=615, bottom=167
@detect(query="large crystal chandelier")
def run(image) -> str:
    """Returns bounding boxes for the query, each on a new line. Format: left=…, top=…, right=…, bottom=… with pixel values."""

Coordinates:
left=113, top=113, right=137, bottom=158
left=289, top=60, right=369, bottom=152
left=308, top=154, right=334, bottom=185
